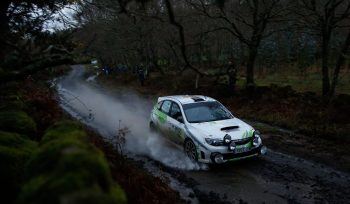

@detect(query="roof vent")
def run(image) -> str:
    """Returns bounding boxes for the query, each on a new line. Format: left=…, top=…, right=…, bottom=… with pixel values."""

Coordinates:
left=192, top=96, right=205, bottom=102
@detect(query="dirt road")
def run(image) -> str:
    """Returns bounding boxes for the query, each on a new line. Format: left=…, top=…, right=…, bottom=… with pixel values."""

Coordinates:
left=55, top=65, right=350, bottom=204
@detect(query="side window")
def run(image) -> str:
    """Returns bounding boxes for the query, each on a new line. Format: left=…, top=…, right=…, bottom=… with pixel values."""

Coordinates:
left=169, top=103, right=182, bottom=119
left=156, top=101, right=163, bottom=110
left=160, top=100, right=171, bottom=114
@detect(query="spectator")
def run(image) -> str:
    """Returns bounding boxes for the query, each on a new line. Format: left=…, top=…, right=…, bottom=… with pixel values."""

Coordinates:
left=137, top=64, right=145, bottom=86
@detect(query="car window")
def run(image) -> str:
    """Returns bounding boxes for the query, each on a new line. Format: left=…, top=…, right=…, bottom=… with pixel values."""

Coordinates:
left=183, top=101, right=233, bottom=123
left=156, top=101, right=163, bottom=110
left=160, top=100, right=171, bottom=114
left=169, top=102, right=182, bottom=119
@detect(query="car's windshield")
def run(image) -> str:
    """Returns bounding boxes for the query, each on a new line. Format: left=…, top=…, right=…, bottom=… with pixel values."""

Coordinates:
left=182, top=101, right=233, bottom=123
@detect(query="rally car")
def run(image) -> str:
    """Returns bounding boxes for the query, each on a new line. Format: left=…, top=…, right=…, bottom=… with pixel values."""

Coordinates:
left=149, top=95, right=267, bottom=164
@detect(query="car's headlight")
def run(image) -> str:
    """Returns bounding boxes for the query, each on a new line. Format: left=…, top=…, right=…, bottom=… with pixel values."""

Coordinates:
left=253, top=130, right=262, bottom=147
left=254, top=130, right=261, bottom=138
left=205, top=138, right=223, bottom=146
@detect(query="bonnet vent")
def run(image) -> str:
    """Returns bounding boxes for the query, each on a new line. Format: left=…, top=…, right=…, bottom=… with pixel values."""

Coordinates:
left=221, top=126, right=239, bottom=131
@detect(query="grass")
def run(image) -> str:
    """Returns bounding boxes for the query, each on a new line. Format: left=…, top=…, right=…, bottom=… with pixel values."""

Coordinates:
left=236, top=71, right=350, bottom=94
left=245, top=121, right=284, bottom=135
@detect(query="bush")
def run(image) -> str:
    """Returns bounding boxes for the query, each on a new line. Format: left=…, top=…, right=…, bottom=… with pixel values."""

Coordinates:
left=0, top=131, right=38, bottom=203
left=0, top=111, right=37, bottom=136
left=19, top=121, right=127, bottom=204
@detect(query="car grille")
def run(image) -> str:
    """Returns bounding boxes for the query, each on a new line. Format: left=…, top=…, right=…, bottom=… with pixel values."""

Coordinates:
left=233, top=137, right=253, bottom=145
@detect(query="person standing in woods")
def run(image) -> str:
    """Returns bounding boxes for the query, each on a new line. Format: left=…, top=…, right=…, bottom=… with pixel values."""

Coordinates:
left=227, top=60, right=237, bottom=95
left=137, top=64, right=145, bottom=86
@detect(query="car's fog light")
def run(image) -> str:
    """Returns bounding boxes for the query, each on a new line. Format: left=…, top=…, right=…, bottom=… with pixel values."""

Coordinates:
left=229, top=141, right=236, bottom=151
left=223, top=134, right=231, bottom=144
left=260, top=146, right=267, bottom=155
left=214, top=153, right=224, bottom=164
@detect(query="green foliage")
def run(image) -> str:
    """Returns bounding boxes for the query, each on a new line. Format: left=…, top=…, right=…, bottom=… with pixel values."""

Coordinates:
left=20, top=180, right=126, bottom=204
left=0, top=131, right=38, bottom=203
left=19, top=120, right=127, bottom=204
left=0, top=100, right=25, bottom=111
left=0, top=97, right=26, bottom=111
left=26, top=137, right=89, bottom=178
left=0, top=111, right=37, bottom=136
left=40, top=120, right=86, bottom=144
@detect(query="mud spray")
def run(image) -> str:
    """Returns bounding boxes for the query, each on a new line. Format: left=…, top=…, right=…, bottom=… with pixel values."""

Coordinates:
left=56, top=66, right=207, bottom=171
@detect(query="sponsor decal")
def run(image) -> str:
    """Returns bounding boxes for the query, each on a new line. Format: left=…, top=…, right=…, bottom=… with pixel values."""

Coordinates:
left=155, top=108, right=167, bottom=123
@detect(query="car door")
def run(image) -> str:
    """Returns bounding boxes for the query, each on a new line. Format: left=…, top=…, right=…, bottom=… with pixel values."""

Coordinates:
left=155, top=100, right=172, bottom=137
left=167, top=102, right=186, bottom=145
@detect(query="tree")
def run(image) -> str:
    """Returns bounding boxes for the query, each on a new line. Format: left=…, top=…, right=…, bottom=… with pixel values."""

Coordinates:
left=188, top=0, right=290, bottom=88
left=0, top=0, right=70, bottom=62
left=296, top=0, right=350, bottom=96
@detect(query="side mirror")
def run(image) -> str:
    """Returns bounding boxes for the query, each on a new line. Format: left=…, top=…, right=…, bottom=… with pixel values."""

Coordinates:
left=177, top=116, right=184, bottom=123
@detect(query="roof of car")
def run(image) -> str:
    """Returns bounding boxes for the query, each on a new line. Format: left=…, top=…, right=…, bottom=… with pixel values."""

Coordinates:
left=158, top=95, right=216, bottom=104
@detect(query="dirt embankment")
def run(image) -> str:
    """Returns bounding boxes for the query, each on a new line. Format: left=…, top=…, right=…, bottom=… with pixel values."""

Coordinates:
left=98, top=71, right=350, bottom=173
left=0, top=66, right=183, bottom=204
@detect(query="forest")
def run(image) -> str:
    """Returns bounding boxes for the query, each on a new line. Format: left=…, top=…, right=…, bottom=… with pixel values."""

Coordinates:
left=0, top=0, right=350, bottom=204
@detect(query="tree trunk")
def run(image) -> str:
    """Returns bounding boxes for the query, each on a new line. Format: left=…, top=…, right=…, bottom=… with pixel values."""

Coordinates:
left=0, top=0, right=11, bottom=61
left=246, top=46, right=258, bottom=87
left=321, top=32, right=331, bottom=96
left=330, top=29, right=350, bottom=96
left=195, top=73, right=200, bottom=89
left=227, top=66, right=237, bottom=96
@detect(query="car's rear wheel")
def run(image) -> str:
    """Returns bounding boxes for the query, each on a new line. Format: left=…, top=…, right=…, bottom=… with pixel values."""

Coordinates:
left=184, top=139, right=197, bottom=161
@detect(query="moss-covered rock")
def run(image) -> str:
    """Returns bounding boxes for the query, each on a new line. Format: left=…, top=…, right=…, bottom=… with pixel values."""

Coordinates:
left=27, top=140, right=112, bottom=189
left=19, top=178, right=126, bottom=204
left=55, top=146, right=112, bottom=191
left=0, top=111, right=37, bottom=136
left=26, top=138, right=89, bottom=178
left=40, top=120, right=86, bottom=144
left=19, top=120, right=127, bottom=204
left=0, top=99, right=26, bottom=111
left=0, top=131, right=38, bottom=203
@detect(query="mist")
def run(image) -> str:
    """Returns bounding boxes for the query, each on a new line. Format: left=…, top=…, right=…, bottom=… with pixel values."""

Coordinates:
left=56, top=68, right=207, bottom=170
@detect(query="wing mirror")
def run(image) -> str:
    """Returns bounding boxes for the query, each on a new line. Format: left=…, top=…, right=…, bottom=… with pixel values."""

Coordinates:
left=177, top=116, right=184, bottom=123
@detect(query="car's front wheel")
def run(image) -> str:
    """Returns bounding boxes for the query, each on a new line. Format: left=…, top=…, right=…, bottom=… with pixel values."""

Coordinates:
left=184, top=139, right=197, bottom=161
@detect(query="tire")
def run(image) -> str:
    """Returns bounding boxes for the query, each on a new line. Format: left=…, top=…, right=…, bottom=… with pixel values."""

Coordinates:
left=184, top=139, right=198, bottom=161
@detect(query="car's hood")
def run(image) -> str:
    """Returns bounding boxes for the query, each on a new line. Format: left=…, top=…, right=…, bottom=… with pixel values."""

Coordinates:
left=186, top=118, right=254, bottom=140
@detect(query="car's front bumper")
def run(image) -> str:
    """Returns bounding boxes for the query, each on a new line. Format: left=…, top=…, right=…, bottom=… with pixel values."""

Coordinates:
left=197, top=145, right=266, bottom=164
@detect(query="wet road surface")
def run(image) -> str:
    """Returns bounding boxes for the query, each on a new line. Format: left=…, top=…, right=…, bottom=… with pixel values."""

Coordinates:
left=55, top=65, right=350, bottom=204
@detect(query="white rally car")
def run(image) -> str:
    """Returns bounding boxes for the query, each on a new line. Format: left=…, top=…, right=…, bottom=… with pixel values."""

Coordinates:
left=149, top=95, right=267, bottom=164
